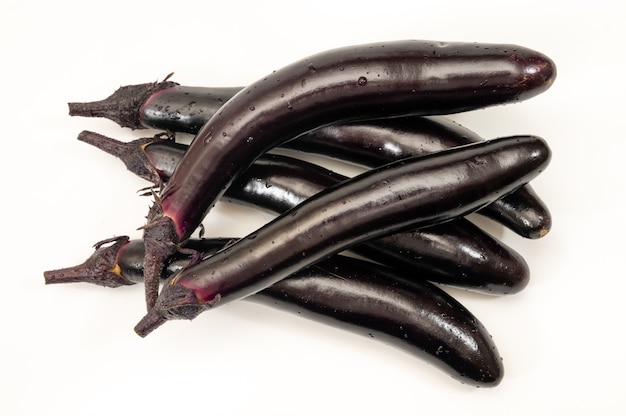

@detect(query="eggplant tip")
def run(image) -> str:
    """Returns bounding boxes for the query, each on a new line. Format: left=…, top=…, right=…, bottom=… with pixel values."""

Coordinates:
left=134, top=309, right=167, bottom=338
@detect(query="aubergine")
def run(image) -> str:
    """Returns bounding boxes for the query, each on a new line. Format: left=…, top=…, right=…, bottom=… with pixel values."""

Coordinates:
left=134, top=134, right=551, bottom=337
left=139, top=40, right=556, bottom=309
left=68, top=80, right=240, bottom=133
left=78, top=130, right=530, bottom=295
left=76, top=108, right=552, bottom=239
left=44, top=236, right=503, bottom=387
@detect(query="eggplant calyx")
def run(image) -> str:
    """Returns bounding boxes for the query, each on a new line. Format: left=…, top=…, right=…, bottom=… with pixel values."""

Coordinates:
left=43, top=236, right=134, bottom=288
left=77, top=130, right=169, bottom=185
left=67, top=78, right=179, bottom=129
left=141, top=204, right=180, bottom=310
left=134, top=282, right=205, bottom=337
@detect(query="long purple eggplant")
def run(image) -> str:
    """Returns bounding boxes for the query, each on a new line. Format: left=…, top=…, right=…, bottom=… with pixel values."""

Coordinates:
left=138, top=40, right=556, bottom=310
left=79, top=130, right=530, bottom=295
left=282, top=116, right=551, bottom=239
left=44, top=236, right=503, bottom=386
left=71, top=84, right=551, bottom=239
left=69, top=80, right=240, bottom=134
left=134, top=135, right=551, bottom=337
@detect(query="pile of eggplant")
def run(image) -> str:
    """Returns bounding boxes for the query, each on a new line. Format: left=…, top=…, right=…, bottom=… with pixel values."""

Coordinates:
left=45, top=40, right=557, bottom=387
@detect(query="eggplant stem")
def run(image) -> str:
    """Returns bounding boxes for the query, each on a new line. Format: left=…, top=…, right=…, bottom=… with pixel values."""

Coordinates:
left=135, top=282, right=205, bottom=337
left=134, top=308, right=167, bottom=337
left=77, top=130, right=165, bottom=185
left=43, top=236, right=133, bottom=288
left=67, top=79, right=179, bottom=129
left=142, top=204, right=180, bottom=310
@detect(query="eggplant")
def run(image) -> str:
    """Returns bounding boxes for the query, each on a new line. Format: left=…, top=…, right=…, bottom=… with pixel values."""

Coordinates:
left=140, top=40, right=556, bottom=309
left=76, top=107, right=552, bottom=239
left=134, top=135, right=551, bottom=337
left=282, top=116, right=551, bottom=239
left=68, top=80, right=240, bottom=133
left=78, top=130, right=530, bottom=294
left=44, top=236, right=503, bottom=386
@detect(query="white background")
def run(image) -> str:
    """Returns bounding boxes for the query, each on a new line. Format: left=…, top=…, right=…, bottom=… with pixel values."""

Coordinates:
left=2, top=1, right=625, bottom=415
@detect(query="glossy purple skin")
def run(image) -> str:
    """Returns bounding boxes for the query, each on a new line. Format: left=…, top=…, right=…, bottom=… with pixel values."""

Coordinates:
left=115, top=240, right=502, bottom=386
left=254, top=255, right=503, bottom=386
left=140, top=40, right=555, bottom=310
left=140, top=86, right=241, bottom=134
left=223, top=153, right=529, bottom=294
left=179, top=136, right=550, bottom=305
left=271, top=116, right=551, bottom=239
left=157, top=40, right=556, bottom=240
left=45, top=236, right=503, bottom=385
left=142, top=108, right=550, bottom=238
left=77, top=130, right=530, bottom=294
left=134, top=135, right=550, bottom=338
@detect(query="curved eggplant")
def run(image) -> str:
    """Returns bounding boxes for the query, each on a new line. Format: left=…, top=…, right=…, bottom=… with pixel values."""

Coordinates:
left=226, top=153, right=530, bottom=295
left=77, top=110, right=551, bottom=239
left=44, top=236, right=503, bottom=386
left=78, top=131, right=530, bottom=294
left=282, top=116, right=551, bottom=239
left=141, top=40, right=556, bottom=309
left=134, top=135, right=551, bottom=337
left=255, top=255, right=504, bottom=387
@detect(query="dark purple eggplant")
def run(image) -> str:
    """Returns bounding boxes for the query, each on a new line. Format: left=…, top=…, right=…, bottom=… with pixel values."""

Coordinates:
left=134, top=135, right=551, bottom=337
left=71, top=83, right=551, bottom=239
left=78, top=130, right=530, bottom=295
left=228, top=154, right=532, bottom=295
left=44, top=235, right=503, bottom=386
left=282, top=117, right=551, bottom=239
left=140, top=40, right=556, bottom=309
left=68, top=80, right=241, bottom=133
left=254, top=254, right=504, bottom=387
